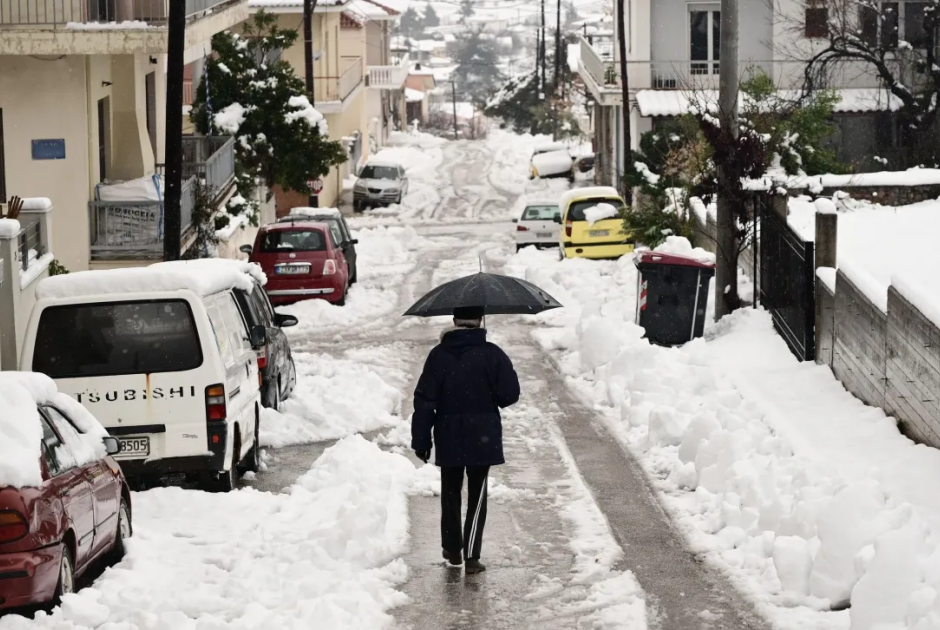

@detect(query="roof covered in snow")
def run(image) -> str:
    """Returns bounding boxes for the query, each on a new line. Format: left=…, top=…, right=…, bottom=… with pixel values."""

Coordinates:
left=557, top=186, right=622, bottom=210
left=150, top=258, right=267, bottom=287
left=36, top=264, right=259, bottom=301
left=0, top=372, right=109, bottom=488
left=405, top=87, right=425, bottom=102
left=635, top=88, right=903, bottom=117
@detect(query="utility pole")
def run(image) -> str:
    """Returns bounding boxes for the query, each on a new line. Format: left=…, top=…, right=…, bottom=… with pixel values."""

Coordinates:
left=163, top=0, right=185, bottom=261
left=540, top=0, right=546, bottom=95
left=615, top=0, right=631, bottom=203
left=304, top=0, right=316, bottom=103
left=715, top=0, right=739, bottom=319
left=554, top=0, right=561, bottom=94
left=452, top=81, right=458, bottom=140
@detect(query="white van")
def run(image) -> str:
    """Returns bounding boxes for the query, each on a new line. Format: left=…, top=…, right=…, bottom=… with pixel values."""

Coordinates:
left=20, top=265, right=265, bottom=492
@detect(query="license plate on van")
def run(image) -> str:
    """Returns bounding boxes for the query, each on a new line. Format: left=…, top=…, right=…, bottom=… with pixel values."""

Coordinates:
left=115, top=437, right=150, bottom=459
left=589, top=230, right=610, bottom=237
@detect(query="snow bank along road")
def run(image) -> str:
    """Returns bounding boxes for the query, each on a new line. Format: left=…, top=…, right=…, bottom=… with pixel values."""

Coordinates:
left=5, top=132, right=935, bottom=630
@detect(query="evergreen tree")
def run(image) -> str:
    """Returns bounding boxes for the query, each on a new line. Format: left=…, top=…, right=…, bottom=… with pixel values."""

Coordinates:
left=458, top=0, right=474, bottom=19
left=424, top=4, right=440, bottom=27
left=448, top=30, right=503, bottom=105
left=190, top=11, right=346, bottom=206
left=398, top=6, right=423, bottom=38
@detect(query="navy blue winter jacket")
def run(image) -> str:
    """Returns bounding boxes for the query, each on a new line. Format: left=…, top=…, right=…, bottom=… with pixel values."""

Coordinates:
left=411, top=328, right=521, bottom=467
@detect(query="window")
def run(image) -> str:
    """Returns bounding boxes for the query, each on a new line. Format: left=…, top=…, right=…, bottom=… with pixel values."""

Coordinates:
left=522, top=205, right=560, bottom=220
left=97, top=97, right=110, bottom=182
left=260, top=229, right=327, bottom=252
left=145, top=72, right=157, bottom=160
left=33, top=300, right=203, bottom=378
left=39, top=414, right=71, bottom=477
left=220, top=294, right=251, bottom=359
left=860, top=1, right=931, bottom=48
left=690, top=7, right=720, bottom=75
left=358, top=165, right=399, bottom=180
left=206, top=302, right=234, bottom=366
left=0, top=109, right=6, bottom=203
left=805, top=2, right=829, bottom=38
left=42, top=406, right=91, bottom=470
left=567, top=199, right=626, bottom=222
left=248, top=287, right=273, bottom=327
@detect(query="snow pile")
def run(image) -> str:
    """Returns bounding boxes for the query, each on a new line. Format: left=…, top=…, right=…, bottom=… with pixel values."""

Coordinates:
left=260, top=351, right=404, bottom=447
left=746, top=166, right=940, bottom=192
left=214, top=102, right=247, bottom=135
left=0, top=372, right=108, bottom=488
left=37, top=265, right=256, bottom=300
left=289, top=206, right=342, bottom=218
left=0, top=218, right=20, bottom=238
left=653, top=235, right=716, bottom=264
left=583, top=202, right=619, bottom=226
left=151, top=258, right=267, bottom=287
left=5, top=437, right=425, bottom=630
left=505, top=245, right=940, bottom=630
left=286, top=95, right=329, bottom=136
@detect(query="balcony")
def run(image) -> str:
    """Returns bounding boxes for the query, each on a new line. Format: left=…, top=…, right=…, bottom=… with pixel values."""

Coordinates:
left=314, top=56, right=364, bottom=114
left=0, top=0, right=248, bottom=56
left=367, top=53, right=409, bottom=90
left=89, top=135, right=235, bottom=262
left=578, top=35, right=621, bottom=106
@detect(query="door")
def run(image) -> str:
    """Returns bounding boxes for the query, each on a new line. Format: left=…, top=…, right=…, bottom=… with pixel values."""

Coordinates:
left=215, top=293, right=258, bottom=464
left=43, top=406, right=119, bottom=557
left=0, top=108, right=6, bottom=203
left=39, top=414, right=96, bottom=569
left=97, top=98, right=110, bottom=182
left=689, top=6, right=720, bottom=76
left=145, top=73, right=157, bottom=160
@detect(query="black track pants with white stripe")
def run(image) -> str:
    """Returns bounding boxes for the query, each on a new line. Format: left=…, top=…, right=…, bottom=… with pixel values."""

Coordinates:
left=440, top=466, right=490, bottom=561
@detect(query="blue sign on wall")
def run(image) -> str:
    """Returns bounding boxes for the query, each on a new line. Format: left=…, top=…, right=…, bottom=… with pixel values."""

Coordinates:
left=31, top=139, right=66, bottom=160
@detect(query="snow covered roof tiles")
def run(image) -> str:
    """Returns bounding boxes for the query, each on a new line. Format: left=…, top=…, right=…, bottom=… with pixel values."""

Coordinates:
left=635, top=88, right=903, bottom=118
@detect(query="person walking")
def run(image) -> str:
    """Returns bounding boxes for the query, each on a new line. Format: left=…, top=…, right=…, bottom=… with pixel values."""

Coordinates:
left=411, top=306, right=521, bottom=574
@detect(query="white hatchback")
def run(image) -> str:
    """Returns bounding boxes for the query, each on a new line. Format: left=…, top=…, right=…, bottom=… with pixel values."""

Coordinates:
left=513, top=201, right=561, bottom=251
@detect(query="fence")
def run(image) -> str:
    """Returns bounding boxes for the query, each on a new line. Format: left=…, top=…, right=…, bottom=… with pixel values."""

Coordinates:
left=157, top=135, right=235, bottom=198
left=0, top=0, right=234, bottom=25
left=89, top=176, right=195, bottom=261
left=756, top=195, right=816, bottom=361
left=16, top=217, right=42, bottom=271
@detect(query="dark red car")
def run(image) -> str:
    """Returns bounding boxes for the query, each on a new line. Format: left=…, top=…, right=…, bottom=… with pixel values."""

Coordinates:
left=245, top=221, right=351, bottom=306
left=1, top=395, right=131, bottom=612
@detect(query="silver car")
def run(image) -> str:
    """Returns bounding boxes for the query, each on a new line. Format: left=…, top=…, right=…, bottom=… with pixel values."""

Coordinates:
left=353, top=160, right=409, bottom=212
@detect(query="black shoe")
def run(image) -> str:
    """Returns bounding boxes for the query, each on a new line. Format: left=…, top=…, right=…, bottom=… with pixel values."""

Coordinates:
left=442, top=549, right=463, bottom=566
left=465, top=559, right=486, bottom=574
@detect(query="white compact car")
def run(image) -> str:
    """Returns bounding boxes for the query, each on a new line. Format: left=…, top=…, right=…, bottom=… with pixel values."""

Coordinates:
left=513, top=200, right=561, bottom=251
left=20, top=265, right=265, bottom=492
left=353, top=160, right=409, bottom=211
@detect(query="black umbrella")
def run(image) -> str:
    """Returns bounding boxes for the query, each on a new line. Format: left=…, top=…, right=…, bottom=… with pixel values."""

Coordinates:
left=403, top=272, right=563, bottom=317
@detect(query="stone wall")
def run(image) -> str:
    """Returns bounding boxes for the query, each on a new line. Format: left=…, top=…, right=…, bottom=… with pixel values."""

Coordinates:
left=820, top=269, right=940, bottom=449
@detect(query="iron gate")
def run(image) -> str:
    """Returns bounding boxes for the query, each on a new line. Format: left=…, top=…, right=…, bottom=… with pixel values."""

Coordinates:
left=757, top=196, right=816, bottom=361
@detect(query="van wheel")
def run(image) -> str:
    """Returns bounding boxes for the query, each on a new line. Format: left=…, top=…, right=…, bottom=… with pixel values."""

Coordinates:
left=52, top=545, right=75, bottom=606
left=108, top=499, right=132, bottom=565
left=212, top=442, right=239, bottom=493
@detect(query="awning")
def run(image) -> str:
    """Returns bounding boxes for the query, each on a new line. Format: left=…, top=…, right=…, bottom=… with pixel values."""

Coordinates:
left=635, top=88, right=904, bottom=117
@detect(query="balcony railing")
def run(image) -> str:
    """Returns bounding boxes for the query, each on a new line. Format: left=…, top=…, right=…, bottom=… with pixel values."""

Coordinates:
left=580, top=36, right=618, bottom=90
left=315, top=56, right=363, bottom=103
left=0, top=0, right=235, bottom=27
left=16, top=217, right=43, bottom=271
left=368, top=53, right=409, bottom=90
left=156, top=135, right=236, bottom=199
left=88, top=176, right=195, bottom=261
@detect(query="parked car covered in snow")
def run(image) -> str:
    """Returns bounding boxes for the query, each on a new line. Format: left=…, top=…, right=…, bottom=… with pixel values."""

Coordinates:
left=0, top=372, right=131, bottom=612
left=20, top=265, right=264, bottom=492
left=513, top=199, right=561, bottom=251
left=529, top=146, right=575, bottom=182
left=276, top=207, right=359, bottom=285
left=556, top=186, right=633, bottom=260
left=153, top=259, right=299, bottom=413
left=353, top=160, right=409, bottom=211
left=247, top=221, right=351, bottom=306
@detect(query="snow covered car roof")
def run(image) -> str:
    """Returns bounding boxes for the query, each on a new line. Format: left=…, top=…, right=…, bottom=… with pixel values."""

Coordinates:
left=151, top=258, right=268, bottom=287
left=288, top=206, right=342, bottom=218
left=36, top=264, right=258, bottom=301
left=522, top=197, right=561, bottom=207
left=558, top=186, right=623, bottom=210
left=0, top=372, right=109, bottom=488
left=532, top=142, right=567, bottom=155
left=531, top=150, right=574, bottom=177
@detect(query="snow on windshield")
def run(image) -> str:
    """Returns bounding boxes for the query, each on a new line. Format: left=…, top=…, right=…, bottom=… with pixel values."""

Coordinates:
left=582, top=203, right=620, bottom=226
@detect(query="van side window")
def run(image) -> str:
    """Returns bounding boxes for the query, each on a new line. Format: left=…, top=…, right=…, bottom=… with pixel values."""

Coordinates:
left=248, top=288, right=272, bottom=327
left=220, top=293, right=251, bottom=360
left=206, top=301, right=234, bottom=367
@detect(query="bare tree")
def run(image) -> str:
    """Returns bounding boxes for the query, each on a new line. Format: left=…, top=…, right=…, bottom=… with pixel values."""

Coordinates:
left=782, top=0, right=940, bottom=164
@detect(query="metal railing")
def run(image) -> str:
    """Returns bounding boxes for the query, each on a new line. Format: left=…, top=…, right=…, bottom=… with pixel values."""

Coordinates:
left=580, top=36, right=618, bottom=90
left=16, top=218, right=42, bottom=271
left=0, top=0, right=234, bottom=27
left=89, top=176, right=195, bottom=261
left=156, top=135, right=235, bottom=199
left=368, top=52, right=409, bottom=89
left=315, top=56, right=363, bottom=103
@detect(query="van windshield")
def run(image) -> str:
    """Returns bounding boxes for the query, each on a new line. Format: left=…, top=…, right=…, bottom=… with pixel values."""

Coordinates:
left=33, top=300, right=203, bottom=378
left=567, top=199, right=626, bottom=222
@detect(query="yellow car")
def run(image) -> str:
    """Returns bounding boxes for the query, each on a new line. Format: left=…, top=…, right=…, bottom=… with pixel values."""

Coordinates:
left=555, top=186, right=634, bottom=260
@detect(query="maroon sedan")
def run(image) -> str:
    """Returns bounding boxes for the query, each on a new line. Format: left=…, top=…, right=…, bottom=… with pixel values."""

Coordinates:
left=244, top=221, right=351, bottom=306
left=1, top=379, right=131, bottom=612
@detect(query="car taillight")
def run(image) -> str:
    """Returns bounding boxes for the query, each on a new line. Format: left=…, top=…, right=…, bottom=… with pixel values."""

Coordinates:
left=516, top=225, right=529, bottom=232
left=565, top=221, right=573, bottom=237
left=205, top=384, right=226, bottom=422
left=257, top=347, right=267, bottom=370
left=0, top=510, right=28, bottom=544
left=323, top=259, right=337, bottom=275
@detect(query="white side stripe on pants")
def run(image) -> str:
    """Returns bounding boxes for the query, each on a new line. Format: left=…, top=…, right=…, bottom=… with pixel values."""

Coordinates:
left=467, top=475, right=487, bottom=558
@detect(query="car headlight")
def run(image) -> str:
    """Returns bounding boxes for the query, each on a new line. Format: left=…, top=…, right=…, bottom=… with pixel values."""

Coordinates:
left=354, top=181, right=367, bottom=190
